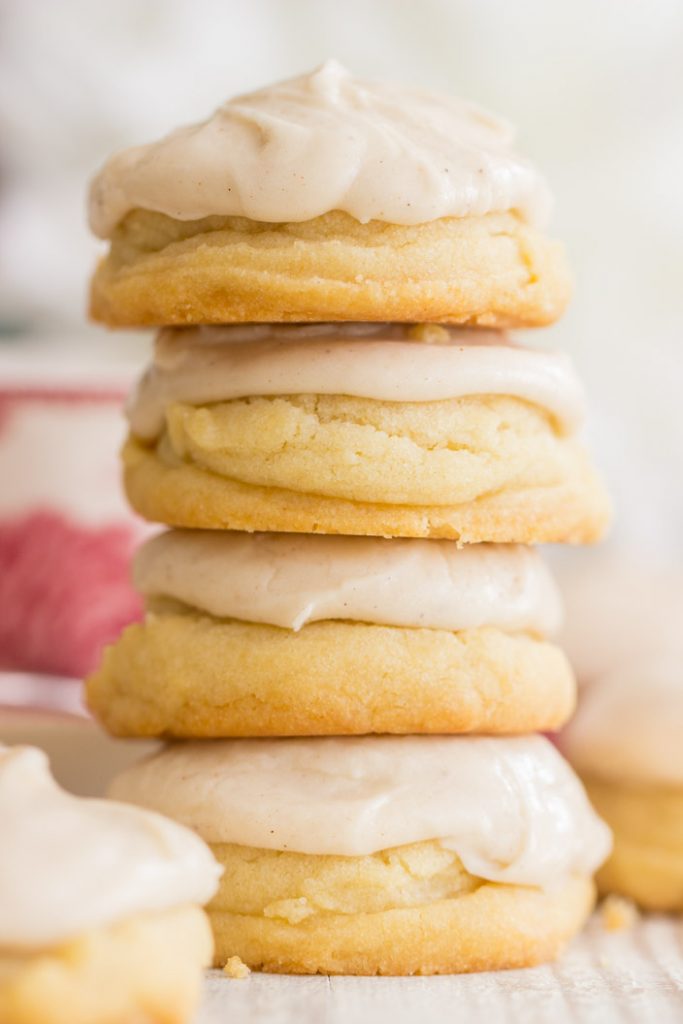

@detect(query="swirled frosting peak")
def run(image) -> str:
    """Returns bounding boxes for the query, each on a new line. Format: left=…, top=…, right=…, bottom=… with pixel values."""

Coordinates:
left=89, top=60, right=552, bottom=238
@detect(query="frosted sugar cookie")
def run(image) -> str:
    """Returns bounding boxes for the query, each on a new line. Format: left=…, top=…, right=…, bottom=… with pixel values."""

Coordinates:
left=88, top=62, right=570, bottom=328
left=88, top=532, right=574, bottom=737
left=109, top=734, right=611, bottom=975
left=562, top=654, right=683, bottom=911
left=122, top=323, right=609, bottom=543
left=0, top=745, right=221, bottom=1024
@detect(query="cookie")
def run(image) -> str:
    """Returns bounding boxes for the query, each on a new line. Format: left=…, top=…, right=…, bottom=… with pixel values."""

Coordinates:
left=88, top=531, right=574, bottom=737
left=207, top=842, right=594, bottom=975
left=562, top=654, right=683, bottom=910
left=89, top=609, right=575, bottom=738
left=109, top=735, right=611, bottom=974
left=90, top=210, right=570, bottom=328
left=583, top=775, right=683, bottom=911
left=88, top=62, right=569, bottom=328
left=0, top=745, right=221, bottom=1024
left=122, top=325, right=610, bottom=543
left=0, top=906, right=212, bottom=1024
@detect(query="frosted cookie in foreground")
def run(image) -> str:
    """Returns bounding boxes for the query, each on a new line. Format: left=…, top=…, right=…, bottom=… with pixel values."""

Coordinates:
left=88, top=61, right=570, bottom=328
left=89, top=532, right=574, bottom=737
left=122, top=324, right=610, bottom=543
left=0, top=745, right=221, bottom=1024
left=561, top=655, right=683, bottom=911
left=110, top=735, right=610, bottom=975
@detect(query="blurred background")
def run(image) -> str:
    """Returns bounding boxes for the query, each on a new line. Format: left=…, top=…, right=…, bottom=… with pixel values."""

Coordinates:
left=0, top=0, right=682, bottom=724
left=1, top=0, right=682, bottom=554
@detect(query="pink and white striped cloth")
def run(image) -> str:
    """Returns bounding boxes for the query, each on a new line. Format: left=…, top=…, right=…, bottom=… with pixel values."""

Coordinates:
left=0, top=385, right=146, bottom=683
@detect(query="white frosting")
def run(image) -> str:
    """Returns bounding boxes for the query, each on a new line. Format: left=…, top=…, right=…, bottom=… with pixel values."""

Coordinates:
left=135, top=531, right=562, bottom=636
left=0, top=745, right=222, bottom=949
left=127, top=324, right=585, bottom=441
left=562, top=654, right=683, bottom=786
left=109, top=736, right=610, bottom=890
left=89, top=61, right=552, bottom=239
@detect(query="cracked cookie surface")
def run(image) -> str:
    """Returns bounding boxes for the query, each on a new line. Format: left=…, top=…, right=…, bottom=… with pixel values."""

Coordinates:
left=206, top=841, right=594, bottom=974
left=123, top=392, right=610, bottom=542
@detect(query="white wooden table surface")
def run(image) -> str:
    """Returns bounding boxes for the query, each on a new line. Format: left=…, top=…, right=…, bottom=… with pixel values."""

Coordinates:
left=197, top=916, right=683, bottom=1024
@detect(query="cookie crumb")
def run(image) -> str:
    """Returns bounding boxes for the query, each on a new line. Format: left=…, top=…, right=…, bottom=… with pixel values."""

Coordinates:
left=407, top=323, right=451, bottom=344
left=600, top=895, right=639, bottom=932
left=223, top=955, right=251, bottom=979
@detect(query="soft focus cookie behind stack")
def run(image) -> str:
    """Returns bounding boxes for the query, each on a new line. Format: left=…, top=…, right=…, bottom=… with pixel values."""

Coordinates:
left=560, top=561, right=683, bottom=911
left=563, top=658, right=683, bottom=911
left=87, top=61, right=611, bottom=976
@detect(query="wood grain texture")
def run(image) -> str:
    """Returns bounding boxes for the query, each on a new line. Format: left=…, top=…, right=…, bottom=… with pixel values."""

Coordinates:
left=197, top=915, right=683, bottom=1024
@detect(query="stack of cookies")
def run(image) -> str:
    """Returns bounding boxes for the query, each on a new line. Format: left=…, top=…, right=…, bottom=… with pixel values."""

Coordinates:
left=88, top=62, right=612, bottom=975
